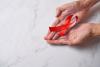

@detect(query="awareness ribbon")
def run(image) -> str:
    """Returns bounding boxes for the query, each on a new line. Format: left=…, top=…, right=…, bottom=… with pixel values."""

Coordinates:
left=49, top=15, right=78, bottom=36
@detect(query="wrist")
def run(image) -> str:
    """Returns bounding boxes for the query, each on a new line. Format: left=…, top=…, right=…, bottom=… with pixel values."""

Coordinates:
left=78, top=0, right=99, bottom=10
left=75, top=1, right=89, bottom=11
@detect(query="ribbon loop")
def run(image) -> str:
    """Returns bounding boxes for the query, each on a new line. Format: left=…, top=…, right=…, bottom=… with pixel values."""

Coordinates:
left=49, top=15, right=78, bottom=36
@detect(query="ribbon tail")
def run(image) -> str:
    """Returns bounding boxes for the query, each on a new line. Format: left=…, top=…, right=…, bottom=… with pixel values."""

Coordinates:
left=49, top=25, right=66, bottom=32
left=58, top=30, right=66, bottom=36
left=49, top=15, right=72, bottom=32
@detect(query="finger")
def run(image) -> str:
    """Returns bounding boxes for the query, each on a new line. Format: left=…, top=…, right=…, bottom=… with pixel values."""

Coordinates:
left=56, top=7, right=63, bottom=17
left=47, top=39, right=71, bottom=45
left=58, top=10, right=69, bottom=21
left=47, top=22, right=62, bottom=40
left=47, top=40, right=63, bottom=45
left=51, top=19, right=65, bottom=40
left=45, top=18, right=60, bottom=40
left=52, top=32, right=60, bottom=40
left=46, top=18, right=65, bottom=40
left=56, top=3, right=71, bottom=17
left=58, top=9, right=73, bottom=21
left=46, top=32, right=56, bottom=40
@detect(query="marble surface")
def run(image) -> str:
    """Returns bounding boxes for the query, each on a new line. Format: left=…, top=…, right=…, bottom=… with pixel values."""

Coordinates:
left=0, top=0, right=100, bottom=67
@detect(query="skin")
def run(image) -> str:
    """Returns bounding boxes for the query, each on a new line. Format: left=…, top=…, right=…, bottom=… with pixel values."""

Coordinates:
left=45, top=1, right=89, bottom=40
left=46, top=23, right=93, bottom=45
left=44, top=0, right=100, bottom=45
left=46, top=23, right=100, bottom=46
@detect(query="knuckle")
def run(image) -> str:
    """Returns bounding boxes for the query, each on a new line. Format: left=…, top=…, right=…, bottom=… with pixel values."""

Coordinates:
left=56, top=7, right=60, bottom=11
left=56, top=6, right=62, bottom=11
left=61, top=13, right=65, bottom=16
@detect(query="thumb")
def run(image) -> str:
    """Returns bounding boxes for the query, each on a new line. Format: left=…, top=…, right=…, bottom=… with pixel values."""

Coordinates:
left=61, top=40, right=72, bottom=45
left=47, top=39, right=71, bottom=45
left=56, top=7, right=63, bottom=17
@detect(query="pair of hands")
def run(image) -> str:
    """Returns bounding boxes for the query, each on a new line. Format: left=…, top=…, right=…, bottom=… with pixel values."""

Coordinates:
left=44, top=1, right=94, bottom=46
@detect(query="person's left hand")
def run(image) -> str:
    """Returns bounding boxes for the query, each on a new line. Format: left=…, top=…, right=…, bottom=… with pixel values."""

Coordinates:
left=46, top=23, right=94, bottom=46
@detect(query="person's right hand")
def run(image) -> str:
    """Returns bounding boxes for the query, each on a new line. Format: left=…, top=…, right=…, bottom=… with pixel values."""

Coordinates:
left=47, top=23, right=94, bottom=46
left=44, top=1, right=90, bottom=40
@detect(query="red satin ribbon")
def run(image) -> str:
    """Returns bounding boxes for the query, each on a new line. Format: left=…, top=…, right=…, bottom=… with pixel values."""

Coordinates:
left=49, top=15, right=78, bottom=36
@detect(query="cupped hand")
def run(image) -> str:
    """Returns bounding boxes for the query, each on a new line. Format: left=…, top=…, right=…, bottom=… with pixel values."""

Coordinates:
left=47, top=23, right=94, bottom=46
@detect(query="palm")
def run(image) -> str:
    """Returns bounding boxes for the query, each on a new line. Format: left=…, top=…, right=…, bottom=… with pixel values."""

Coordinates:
left=59, top=23, right=93, bottom=45
left=47, top=23, right=93, bottom=45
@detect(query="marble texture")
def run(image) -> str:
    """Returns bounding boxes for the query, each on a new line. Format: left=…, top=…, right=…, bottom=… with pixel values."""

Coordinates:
left=0, top=0, right=100, bottom=67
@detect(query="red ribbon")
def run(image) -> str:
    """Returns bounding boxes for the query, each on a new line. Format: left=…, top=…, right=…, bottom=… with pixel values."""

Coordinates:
left=49, top=15, right=78, bottom=36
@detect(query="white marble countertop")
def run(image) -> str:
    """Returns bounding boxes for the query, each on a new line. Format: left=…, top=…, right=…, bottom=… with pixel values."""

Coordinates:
left=0, top=0, right=100, bottom=67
